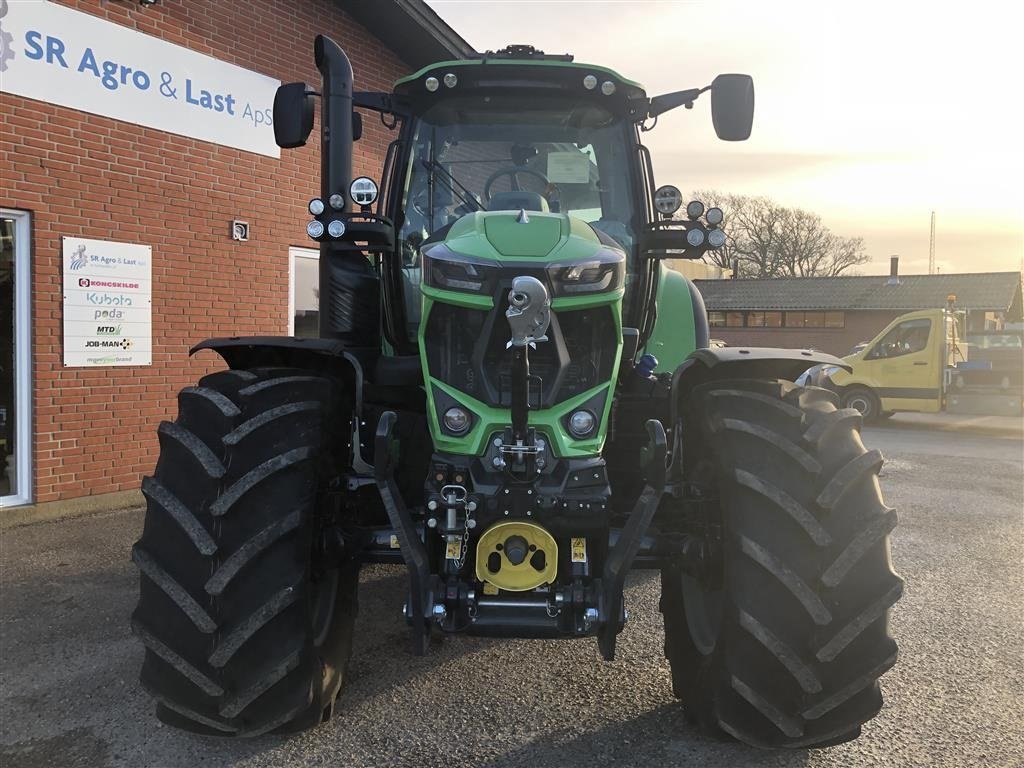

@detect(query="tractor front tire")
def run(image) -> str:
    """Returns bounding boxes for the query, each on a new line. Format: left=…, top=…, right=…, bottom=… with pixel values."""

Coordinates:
left=131, top=368, right=358, bottom=736
left=661, top=379, right=902, bottom=749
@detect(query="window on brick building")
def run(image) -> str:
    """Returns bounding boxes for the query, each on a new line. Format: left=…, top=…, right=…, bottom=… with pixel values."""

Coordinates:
left=804, top=311, right=824, bottom=328
left=708, top=311, right=726, bottom=327
left=764, top=312, right=783, bottom=327
left=747, top=311, right=765, bottom=327
left=785, top=312, right=805, bottom=327
left=825, top=311, right=845, bottom=328
left=726, top=312, right=745, bottom=327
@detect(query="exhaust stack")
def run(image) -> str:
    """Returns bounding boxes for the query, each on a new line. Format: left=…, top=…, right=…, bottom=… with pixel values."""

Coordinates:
left=313, top=36, right=380, bottom=348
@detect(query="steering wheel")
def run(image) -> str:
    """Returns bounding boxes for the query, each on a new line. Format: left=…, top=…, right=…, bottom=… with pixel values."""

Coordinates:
left=482, top=167, right=550, bottom=205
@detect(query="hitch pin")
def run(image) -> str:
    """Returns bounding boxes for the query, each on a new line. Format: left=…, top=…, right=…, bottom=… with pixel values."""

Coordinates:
left=446, top=492, right=457, bottom=542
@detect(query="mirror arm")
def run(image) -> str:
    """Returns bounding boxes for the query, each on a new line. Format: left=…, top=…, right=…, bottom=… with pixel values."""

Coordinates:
left=647, top=85, right=711, bottom=119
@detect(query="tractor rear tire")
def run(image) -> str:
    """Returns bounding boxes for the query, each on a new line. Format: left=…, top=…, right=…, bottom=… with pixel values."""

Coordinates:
left=661, top=379, right=902, bottom=749
left=131, top=367, right=359, bottom=736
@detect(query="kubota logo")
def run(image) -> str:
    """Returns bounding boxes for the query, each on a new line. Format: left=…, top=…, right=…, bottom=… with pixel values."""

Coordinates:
left=0, top=1, right=13, bottom=75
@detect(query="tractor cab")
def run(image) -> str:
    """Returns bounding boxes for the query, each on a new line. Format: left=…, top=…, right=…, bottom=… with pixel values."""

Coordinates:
left=272, top=42, right=754, bottom=362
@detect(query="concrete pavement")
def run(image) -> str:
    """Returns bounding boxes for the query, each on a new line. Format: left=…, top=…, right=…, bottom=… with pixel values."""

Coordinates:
left=1, top=423, right=1022, bottom=767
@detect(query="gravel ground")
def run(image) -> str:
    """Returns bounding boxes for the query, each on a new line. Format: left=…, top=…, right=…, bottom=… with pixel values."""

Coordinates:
left=1, top=426, right=1021, bottom=768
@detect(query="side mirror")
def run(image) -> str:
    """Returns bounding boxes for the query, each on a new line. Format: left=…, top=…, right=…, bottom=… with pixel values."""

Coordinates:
left=711, top=74, right=754, bottom=141
left=273, top=82, right=315, bottom=148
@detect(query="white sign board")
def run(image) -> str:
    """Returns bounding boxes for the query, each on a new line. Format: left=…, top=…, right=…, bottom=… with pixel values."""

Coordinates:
left=0, top=1, right=281, bottom=157
left=547, top=151, right=592, bottom=184
left=63, top=237, right=152, bottom=367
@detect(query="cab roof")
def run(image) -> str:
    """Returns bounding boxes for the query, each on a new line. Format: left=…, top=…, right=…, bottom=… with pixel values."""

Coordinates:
left=393, top=51, right=647, bottom=117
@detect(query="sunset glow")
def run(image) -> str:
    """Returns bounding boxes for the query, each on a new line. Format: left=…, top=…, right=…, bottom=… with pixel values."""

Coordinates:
left=429, top=0, right=1024, bottom=275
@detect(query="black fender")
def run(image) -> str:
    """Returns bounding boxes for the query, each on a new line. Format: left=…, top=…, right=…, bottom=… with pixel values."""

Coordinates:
left=669, top=346, right=852, bottom=427
left=190, top=336, right=367, bottom=412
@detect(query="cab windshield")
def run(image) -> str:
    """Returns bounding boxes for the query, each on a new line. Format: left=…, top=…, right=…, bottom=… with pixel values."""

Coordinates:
left=397, top=95, right=640, bottom=334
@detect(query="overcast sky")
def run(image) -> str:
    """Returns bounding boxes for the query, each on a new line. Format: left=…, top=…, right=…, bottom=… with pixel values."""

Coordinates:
left=427, top=0, right=1023, bottom=276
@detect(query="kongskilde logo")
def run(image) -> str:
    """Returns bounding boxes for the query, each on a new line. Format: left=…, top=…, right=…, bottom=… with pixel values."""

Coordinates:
left=86, top=292, right=133, bottom=306
left=78, top=277, right=139, bottom=289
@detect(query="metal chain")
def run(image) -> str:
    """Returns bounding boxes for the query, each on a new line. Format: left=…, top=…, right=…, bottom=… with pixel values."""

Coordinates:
left=456, top=506, right=473, bottom=572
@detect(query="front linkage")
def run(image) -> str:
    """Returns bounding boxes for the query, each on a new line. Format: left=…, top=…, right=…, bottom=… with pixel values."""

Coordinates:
left=372, top=272, right=669, bottom=657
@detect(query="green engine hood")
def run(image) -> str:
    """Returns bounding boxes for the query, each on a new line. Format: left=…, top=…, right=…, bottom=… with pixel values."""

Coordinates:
left=442, top=210, right=605, bottom=262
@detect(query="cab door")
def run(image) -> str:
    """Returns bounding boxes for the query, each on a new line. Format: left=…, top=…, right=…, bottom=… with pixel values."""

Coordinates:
left=862, top=314, right=942, bottom=412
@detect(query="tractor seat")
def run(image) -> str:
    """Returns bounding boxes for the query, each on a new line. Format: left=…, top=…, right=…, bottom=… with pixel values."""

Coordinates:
left=487, top=191, right=549, bottom=212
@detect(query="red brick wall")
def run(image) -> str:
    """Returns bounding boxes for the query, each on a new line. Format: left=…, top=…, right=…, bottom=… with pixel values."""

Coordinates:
left=709, top=310, right=904, bottom=357
left=0, top=0, right=411, bottom=503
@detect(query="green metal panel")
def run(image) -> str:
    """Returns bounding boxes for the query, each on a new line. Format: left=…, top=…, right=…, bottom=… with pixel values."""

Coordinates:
left=443, top=211, right=603, bottom=263
left=643, top=264, right=699, bottom=374
left=483, top=215, right=563, bottom=257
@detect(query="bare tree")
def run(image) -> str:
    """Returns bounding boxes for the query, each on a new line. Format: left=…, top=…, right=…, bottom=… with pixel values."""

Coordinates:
left=688, top=190, right=869, bottom=278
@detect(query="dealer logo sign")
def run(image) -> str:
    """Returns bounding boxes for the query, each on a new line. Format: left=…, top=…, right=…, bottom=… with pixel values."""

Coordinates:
left=0, top=1, right=13, bottom=74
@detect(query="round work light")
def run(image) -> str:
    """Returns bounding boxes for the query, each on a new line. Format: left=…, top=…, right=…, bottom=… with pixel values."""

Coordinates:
left=568, top=410, right=596, bottom=438
left=443, top=407, right=471, bottom=434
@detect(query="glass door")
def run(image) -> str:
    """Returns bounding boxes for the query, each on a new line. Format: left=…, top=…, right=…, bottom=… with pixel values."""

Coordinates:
left=0, top=209, right=31, bottom=507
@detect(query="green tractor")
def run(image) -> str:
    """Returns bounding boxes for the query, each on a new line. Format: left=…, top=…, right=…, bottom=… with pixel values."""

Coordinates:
left=131, top=38, right=902, bottom=746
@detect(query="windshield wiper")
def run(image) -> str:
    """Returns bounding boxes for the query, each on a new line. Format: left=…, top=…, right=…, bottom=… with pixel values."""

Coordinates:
left=421, top=159, right=483, bottom=213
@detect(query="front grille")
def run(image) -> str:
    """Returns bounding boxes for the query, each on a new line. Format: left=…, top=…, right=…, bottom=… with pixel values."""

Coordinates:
left=424, top=298, right=616, bottom=408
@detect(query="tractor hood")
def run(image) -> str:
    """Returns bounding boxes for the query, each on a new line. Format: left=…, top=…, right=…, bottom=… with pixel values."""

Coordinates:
left=445, top=210, right=604, bottom=261
left=420, top=211, right=626, bottom=299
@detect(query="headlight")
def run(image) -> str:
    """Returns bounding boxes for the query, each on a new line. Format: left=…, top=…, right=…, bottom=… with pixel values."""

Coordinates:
left=583, top=74, right=598, bottom=90
left=308, top=198, right=325, bottom=216
left=425, top=76, right=440, bottom=92
left=686, top=227, right=706, bottom=247
left=422, top=246, right=499, bottom=294
left=706, top=207, right=724, bottom=226
left=327, top=220, right=346, bottom=238
left=306, top=220, right=324, bottom=239
left=547, top=247, right=625, bottom=296
left=686, top=200, right=705, bottom=220
left=568, top=410, right=596, bottom=438
left=328, top=193, right=345, bottom=210
left=443, top=406, right=471, bottom=434
left=443, top=72, right=458, bottom=88
left=654, top=185, right=683, bottom=216
left=350, top=177, right=378, bottom=207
